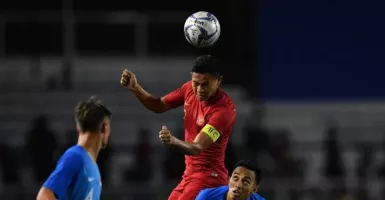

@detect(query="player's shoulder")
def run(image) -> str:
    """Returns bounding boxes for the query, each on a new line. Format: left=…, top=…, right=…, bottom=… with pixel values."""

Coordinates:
left=182, top=81, right=195, bottom=99
left=60, top=145, right=85, bottom=164
left=183, top=80, right=192, bottom=86
left=183, top=81, right=194, bottom=92
left=181, top=81, right=192, bottom=90
left=217, top=89, right=235, bottom=107
left=65, top=145, right=85, bottom=155
left=210, top=185, right=229, bottom=193
left=211, top=90, right=236, bottom=115
left=198, top=185, right=229, bottom=198
left=250, top=193, right=266, bottom=200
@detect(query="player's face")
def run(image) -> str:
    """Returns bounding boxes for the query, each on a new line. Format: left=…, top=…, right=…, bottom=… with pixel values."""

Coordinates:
left=228, top=166, right=257, bottom=200
left=191, top=72, right=222, bottom=101
left=100, top=118, right=111, bottom=149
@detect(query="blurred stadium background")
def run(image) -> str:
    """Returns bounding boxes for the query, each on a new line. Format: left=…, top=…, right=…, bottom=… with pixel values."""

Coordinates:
left=1, top=0, right=385, bottom=200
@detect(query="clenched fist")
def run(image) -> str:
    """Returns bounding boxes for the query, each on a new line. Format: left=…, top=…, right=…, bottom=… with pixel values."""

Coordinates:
left=159, top=126, right=175, bottom=145
left=120, top=69, right=138, bottom=90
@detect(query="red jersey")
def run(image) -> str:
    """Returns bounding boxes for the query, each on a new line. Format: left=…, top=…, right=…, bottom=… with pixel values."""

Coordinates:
left=163, top=81, right=236, bottom=181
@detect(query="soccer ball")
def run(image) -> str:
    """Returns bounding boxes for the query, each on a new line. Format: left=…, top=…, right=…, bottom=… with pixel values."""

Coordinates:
left=184, top=11, right=221, bottom=48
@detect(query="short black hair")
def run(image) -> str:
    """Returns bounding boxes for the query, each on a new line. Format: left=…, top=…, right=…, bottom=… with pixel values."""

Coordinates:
left=233, top=160, right=262, bottom=185
left=191, top=54, right=221, bottom=77
left=74, top=96, right=112, bottom=133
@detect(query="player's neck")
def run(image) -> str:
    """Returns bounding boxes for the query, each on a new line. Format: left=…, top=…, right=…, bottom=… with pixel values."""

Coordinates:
left=211, top=88, right=219, bottom=98
left=204, top=88, right=220, bottom=103
left=226, top=193, right=248, bottom=200
left=77, top=133, right=100, bottom=162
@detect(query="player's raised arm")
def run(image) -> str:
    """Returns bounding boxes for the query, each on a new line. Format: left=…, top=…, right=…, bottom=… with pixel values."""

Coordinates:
left=37, top=152, right=82, bottom=200
left=121, top=69, right=187, bottom=113
left=160, top=107, right=234, bottom=155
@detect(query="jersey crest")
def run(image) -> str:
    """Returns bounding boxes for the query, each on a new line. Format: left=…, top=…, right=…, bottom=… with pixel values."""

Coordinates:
left=196, top=116, right=205, bottom=126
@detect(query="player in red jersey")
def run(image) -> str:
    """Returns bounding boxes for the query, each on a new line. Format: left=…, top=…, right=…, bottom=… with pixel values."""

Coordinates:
left=120, top=55, right=236, bottom=200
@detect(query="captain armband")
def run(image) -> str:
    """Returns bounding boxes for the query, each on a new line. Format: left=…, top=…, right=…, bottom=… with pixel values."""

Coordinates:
left=201, top=124, right=221, bottom=142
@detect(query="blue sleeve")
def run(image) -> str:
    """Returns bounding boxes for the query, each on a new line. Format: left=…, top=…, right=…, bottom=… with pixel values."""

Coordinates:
left=195, top=189, right=210, bottom=200
left=43, top=152, right=82, bottom=198
left=253, top=193, right=266, bottom=200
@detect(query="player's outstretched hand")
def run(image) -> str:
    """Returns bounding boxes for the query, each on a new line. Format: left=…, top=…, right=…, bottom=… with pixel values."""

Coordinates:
left=159, top=126, right=175, bottom=145
left=120, top=69, right=138, bottom=91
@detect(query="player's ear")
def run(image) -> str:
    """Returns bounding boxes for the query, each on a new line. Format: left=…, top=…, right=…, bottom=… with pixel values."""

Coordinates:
left=101, top=123, right=106, bottom=134
left=217, top=76, right=223, bottom=86
left=253, top=185, right=259, bottom=193
left=76, top=124, right=81, bottom=133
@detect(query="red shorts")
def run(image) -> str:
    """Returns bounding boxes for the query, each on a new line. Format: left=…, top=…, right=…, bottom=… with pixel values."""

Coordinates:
left=168, top=172, right=227, bottom=200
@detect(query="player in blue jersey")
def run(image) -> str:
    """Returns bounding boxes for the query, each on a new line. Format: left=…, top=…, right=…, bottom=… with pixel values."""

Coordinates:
left=196, top=160, right=265, bottom=200
left=36, top=96, right=112, bottom=200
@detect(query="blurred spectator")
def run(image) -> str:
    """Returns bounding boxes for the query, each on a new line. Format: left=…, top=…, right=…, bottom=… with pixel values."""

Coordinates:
left=45, top=74, right=59, bottom=91
left=355, top=144, right=373, bottom=200
left=270, top=129, right=304, bottom=178
left=0, top=144, right=23, bottom=200
left=322, top=123, right=346, bottom=200
left=25, top=115, right=57, bottom=183
left=307, top=187, right=323, bottom=200
left=225, top=140, right=237, bottom=173
left=245, top=126, right=269, bottom=155
left=0, top=144, right=20, bottom=184
left=29, top=56, right=41, bottom=80
left=269, top=129, right=305, bottom=200
left=244, top=107, right=270, bottom=156
left=61, top=58, right=73, bottom=91
left=377, top=136, right=385, bottom=200
left=124, top=128, right=152, bottom=182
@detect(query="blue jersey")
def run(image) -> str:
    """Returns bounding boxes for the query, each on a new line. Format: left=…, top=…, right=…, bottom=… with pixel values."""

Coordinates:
left=196, top=185, right=266, bottom=200
left=43, top=145, right=102, bottom=200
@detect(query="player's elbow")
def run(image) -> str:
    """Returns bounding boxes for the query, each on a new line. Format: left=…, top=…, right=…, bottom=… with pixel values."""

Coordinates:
left=37, top=188, right=56, bottom=200
left=189, top=145, right=205, bottom=156
left=152, top=108, right=167, bottom=114
left=187, top=150, right=200, bottom=156
left=189, top=149, right=201, bottom=156
left=150, top=101, right=170, bottom=114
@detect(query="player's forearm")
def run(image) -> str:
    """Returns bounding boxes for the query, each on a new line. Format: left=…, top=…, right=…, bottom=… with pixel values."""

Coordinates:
left=171, top=137, right=203, bottom=155
left=130, top=84, right=169, bottom=113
